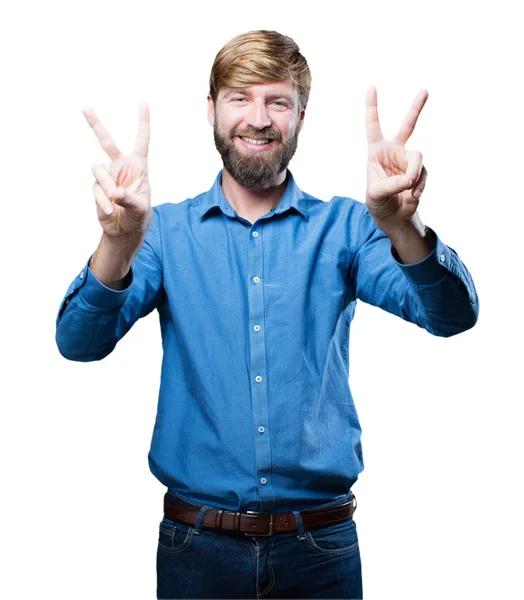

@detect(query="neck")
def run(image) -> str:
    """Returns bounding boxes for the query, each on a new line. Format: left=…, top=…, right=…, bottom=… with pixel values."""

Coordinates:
left=220, top=168, right=288, bottom=222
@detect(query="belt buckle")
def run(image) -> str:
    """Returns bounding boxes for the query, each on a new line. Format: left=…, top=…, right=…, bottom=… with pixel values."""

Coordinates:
left=244, top=510, right=275, bottom=536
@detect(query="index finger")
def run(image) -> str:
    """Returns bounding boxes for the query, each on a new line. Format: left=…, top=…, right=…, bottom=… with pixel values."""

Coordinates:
left=393, top=90, right=429, bottom=146
left=133, top=101, right=150, bottom=157
left=82, top=107, right=122, bottom=160
left=366, top=86, right=383, bottom=144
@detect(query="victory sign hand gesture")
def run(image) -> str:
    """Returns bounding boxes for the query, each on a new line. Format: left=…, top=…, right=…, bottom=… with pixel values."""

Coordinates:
left=83, top=103, right=152, bottom=240
left=365, top=86, right=428, bottom=234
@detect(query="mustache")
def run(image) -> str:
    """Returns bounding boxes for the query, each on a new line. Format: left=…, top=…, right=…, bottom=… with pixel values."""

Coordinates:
left=231, top=127, right=282, bottom=142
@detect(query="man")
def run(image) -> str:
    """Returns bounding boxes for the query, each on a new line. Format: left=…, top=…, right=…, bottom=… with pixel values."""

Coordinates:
left=56, top=30, right=478, bottom=599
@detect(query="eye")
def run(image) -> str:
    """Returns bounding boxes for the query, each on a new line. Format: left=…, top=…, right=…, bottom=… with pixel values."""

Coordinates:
left=231, top=97, right=246, bottom=103
left=271, top=100, right=289, bottom=109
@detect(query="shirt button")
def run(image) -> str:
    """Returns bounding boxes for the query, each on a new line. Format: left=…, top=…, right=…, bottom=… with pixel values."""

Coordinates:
left=255, top=375, right=263, bottom=382
left=254, top=325, right=261, bottom=332
left=258, top=426, right=265, bottom=433
left=253, top=276, right=260, bottom=284
left=79, top=272, right=84, bottom=279
left=260, top=478, right=267, bottom=485
left=252, top=231, right=259, bottom=237
left=440, top=253, right=446, bottom=263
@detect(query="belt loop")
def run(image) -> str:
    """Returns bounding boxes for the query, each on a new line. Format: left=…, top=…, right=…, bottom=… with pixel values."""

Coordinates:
left=215, top=509, right=224, bottom=531
left=233, top=511, right=241, bottom=533
left=292, top=510, right=307, bottom=541
left=192, top=505, right=210, bottom=536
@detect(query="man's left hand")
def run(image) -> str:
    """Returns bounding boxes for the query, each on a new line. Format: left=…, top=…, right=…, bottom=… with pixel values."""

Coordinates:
left=365, top=86, right=428, bottom=235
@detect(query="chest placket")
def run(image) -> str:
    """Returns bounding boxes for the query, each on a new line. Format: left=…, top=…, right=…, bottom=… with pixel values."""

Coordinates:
left=247, top=222, right=275, bottom=511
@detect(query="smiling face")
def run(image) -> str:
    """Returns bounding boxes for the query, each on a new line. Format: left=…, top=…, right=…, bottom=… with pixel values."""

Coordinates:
left=208, top=79, right=306, bottom=189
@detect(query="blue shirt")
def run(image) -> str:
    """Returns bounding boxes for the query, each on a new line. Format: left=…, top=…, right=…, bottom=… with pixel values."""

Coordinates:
left=56, top=170, right=478, bottom=513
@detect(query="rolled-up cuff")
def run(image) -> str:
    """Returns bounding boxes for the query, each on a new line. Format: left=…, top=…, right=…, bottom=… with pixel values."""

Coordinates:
left=76, top=263, right=133, bottom=309
left=391, top=228, right=451, bottom=287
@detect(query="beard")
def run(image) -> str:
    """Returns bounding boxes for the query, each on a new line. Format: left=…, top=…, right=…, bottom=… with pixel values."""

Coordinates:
left=213, top=121, right=300, bottom=189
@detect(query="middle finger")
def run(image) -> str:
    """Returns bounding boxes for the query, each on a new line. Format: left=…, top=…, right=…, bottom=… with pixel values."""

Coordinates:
left=393, top=90, right=428, bottom=146
left=133, top=102, right=151, bottom=157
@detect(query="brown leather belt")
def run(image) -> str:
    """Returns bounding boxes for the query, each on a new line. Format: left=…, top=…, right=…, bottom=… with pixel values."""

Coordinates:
left=163, top=493, right=356, bottom=536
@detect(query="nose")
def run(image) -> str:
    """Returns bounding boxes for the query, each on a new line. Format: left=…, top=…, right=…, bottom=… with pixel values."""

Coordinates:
left=245, top=99, right=271, bottom=130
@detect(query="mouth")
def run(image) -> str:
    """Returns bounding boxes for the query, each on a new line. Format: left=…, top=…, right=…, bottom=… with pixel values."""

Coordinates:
left=236, top=136, right=277, bottom=150
left=239, top=136, right=273, bottom=145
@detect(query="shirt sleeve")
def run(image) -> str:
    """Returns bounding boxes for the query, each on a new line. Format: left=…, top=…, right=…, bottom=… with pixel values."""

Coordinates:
left=348, top=203, right=479, bottom=337
left=55, top=207, right=166, bottom=361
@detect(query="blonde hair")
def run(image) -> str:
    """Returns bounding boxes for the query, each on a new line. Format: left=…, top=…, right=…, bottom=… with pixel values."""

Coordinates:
left=209, top=30, right=312, bottom=111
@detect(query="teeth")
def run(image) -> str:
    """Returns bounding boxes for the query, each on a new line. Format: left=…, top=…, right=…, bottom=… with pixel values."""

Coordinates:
left=240, top=137, right=271, bottom=145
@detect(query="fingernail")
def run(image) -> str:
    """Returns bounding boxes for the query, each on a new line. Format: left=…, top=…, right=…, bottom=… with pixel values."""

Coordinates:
left=107, top=188, right=114, bottom=198
left=104, top=204, right=113, bottom=215
left=413, top=189, right=422, bottom=199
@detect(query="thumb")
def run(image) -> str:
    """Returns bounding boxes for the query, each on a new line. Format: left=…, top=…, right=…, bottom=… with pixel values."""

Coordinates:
left=112, top=187, right=138, bottom=211
left=367, top=175, right=412, bottom=201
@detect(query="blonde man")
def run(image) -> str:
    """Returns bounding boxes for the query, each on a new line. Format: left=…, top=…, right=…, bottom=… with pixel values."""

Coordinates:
left=57, top=30, right=478, bottom=599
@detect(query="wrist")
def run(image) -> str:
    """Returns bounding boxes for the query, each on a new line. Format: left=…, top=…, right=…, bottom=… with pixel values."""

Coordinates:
left=90, top=232, right=144, bottom=287
left=374, top=210, right=424, bottom=237
left=377, top=214, right=436, bottom=264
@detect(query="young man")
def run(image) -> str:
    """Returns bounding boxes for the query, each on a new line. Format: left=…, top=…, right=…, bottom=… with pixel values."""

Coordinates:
left=56, top=30, right=478, bottom=599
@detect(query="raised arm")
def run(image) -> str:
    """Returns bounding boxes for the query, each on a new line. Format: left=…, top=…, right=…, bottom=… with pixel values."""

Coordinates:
left=347, top=87, right=479, bottom=337
left=56, top=103, right=165, bottom=361
left=83, top=102, right=153, bottom=287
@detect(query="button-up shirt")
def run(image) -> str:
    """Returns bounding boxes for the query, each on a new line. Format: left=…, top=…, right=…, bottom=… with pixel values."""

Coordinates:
left=56, top=170, right=479, bottom=513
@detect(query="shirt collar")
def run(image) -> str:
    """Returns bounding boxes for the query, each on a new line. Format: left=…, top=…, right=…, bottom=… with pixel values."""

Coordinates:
left=198, top=169, right=309, bottom=222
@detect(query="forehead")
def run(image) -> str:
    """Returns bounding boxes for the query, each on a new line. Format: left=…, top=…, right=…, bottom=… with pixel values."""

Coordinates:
left=219, top=79, right=298, bottom=99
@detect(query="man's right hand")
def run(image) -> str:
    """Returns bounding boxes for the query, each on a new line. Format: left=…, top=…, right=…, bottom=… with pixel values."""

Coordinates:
left=82, top=103, right=152, bottom=288
left=83, top=102, right=152, bottom=239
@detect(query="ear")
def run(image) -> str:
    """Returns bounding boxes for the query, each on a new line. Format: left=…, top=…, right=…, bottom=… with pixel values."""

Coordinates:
left=298, top=103, right=307, bottom=132
left=207, top=94, right=215, bottom=126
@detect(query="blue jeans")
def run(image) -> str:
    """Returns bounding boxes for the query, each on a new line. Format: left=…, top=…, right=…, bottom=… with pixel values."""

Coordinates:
left=156, top=490, right=362, bottom=599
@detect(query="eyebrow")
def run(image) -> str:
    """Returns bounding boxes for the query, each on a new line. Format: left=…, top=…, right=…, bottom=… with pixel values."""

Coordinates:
left=222, top=89, right=296, bottom=104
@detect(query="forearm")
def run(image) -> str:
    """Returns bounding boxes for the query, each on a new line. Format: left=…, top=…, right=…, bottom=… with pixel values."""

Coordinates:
left=354, top=206, right=479, bottom=337
left=357, top=241, right=478, bottom=337
left=89, top=232, right=146, bottom=289
left=56, top=295, right=122, bottom=361
left=390, top=230, right=479, bottom=337
left=55, top=261, right=131, bottom=361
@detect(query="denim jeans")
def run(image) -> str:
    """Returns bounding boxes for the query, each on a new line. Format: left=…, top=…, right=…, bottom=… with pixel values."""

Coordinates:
left=156, top=490, right=362, bottom=599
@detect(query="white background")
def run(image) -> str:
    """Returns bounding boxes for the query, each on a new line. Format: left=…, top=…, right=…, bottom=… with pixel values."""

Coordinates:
left=1, top=1, right=522, bottom=598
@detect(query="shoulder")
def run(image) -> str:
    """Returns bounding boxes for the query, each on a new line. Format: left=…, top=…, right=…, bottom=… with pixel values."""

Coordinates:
left=328, top=194, right=367, bottom=215
left=303, top=190, right=368, bottom=225
left=299, top=189, right=382, bottom=254
left=152, top=190, right=208, bottom=220
left=150, top=191, right=212, bottom=237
